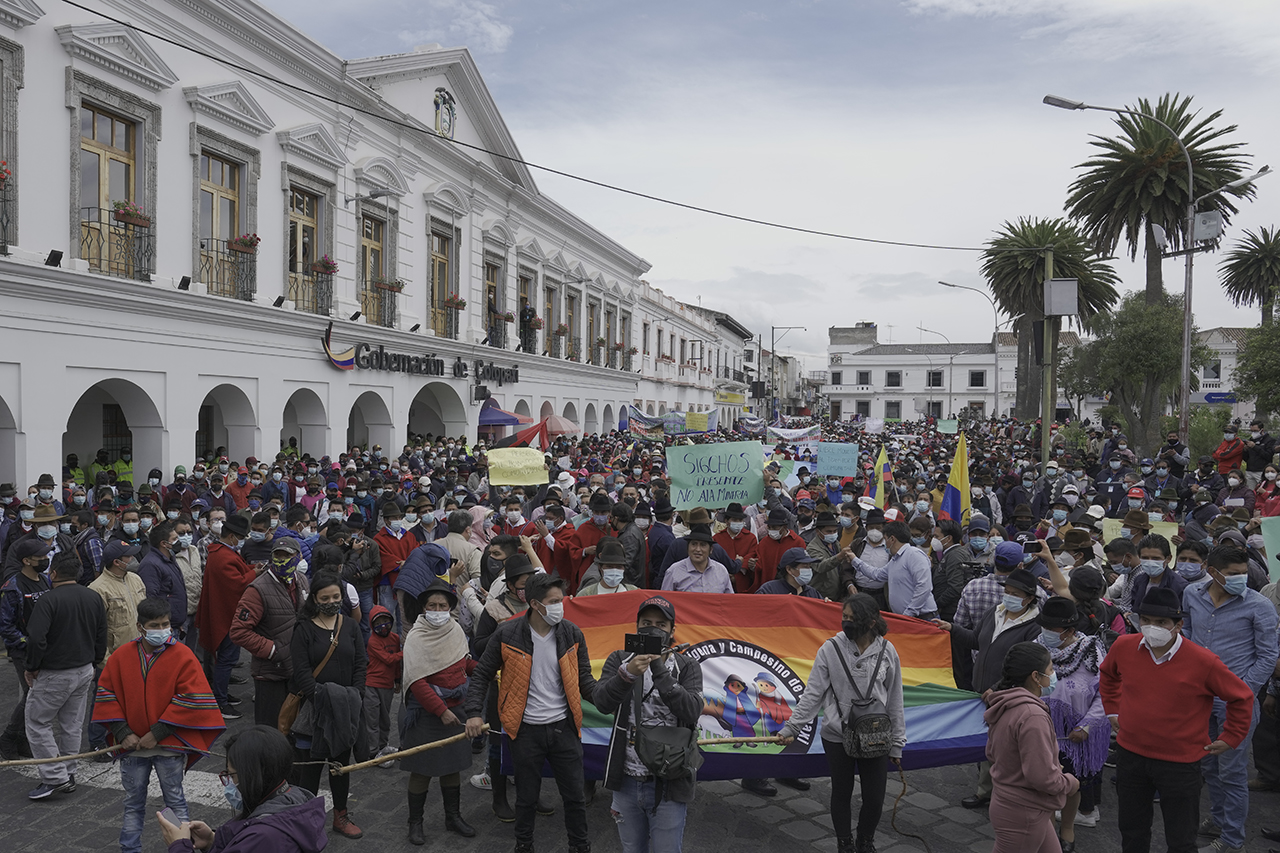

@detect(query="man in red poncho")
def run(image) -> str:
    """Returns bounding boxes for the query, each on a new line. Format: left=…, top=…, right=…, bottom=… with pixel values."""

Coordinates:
left=93, top=597, right=225, bottom=853
left=194, top=514, right=255, bottom=717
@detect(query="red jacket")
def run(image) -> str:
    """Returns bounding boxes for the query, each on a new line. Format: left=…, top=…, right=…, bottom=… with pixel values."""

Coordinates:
left=373, top=526, right=417, bottom=587
left=755, top=529, right=806, bottom=586
left=1212, top=438, right=1245, bottom=475
left=195, top=541, right=256, bottom=652
left=567, top=520, right=613, bottom=593
left=225, top=479, right=253, bottom=510
left=409, top=657, right=478, bottom=716
left=365, top=605, right=403, bottom=689
left=715, top=528, right=760, bottom=594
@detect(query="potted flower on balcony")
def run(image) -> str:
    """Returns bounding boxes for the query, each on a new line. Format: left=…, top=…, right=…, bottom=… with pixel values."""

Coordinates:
left=0, top=161, right=10, bottom=183
left=227, top=233, right=260, bottom=254
left=442, top=293, right=467, bottom=311
left=112, top=200, right=151, bottom=228
left=627, top=346, right=639, bottom=356
left=502, top=311, right=516, bottom=323
left=371, top=276, right=405, bottom=292
left=553, top=323, right=569, bottom=337
left=613, top=342, right=624, bottom=351
left=594, top=337, right=607, bottom=349
left=528, top=316, right=544, bottom=331
left=310, top=254, right=339, bottom=275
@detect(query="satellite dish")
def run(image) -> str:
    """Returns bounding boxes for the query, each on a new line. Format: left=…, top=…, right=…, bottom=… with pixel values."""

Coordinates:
left=1151, top=224, right=1168, bottom=252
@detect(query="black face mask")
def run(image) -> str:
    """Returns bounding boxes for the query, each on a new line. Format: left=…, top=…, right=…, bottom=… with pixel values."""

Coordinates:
left=637, top=624, right=670, bottom=648
left=841, top=620, right=861, bottom=642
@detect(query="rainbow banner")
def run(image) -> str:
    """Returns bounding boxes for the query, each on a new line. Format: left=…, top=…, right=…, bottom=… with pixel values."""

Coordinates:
left=562, top=591, right=987, bottom=779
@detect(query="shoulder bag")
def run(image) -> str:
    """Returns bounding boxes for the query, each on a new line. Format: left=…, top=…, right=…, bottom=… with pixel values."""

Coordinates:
left=830, top=637, right=893, bottom=760
left=278, top=615, right=342, bottom=736
left=630, top=659, right=703, bottom=781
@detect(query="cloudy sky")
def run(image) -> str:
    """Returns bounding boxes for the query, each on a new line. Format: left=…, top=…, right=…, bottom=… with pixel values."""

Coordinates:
left=263, top=0, right=1280, bottom=368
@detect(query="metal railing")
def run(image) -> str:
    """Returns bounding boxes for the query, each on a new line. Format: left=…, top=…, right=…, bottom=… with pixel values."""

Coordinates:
left=519, top=326, right=538, bottom=355
left=288, top=269, right=333, bottom=316
left=0, top=179, right=12, bottom=256
left=608, top=348, right=619, bottom=369
left=486, top=321, right=507, bottom=349
left=198, top=239, right=256, bottom=301
left=591, top=345, right=606, bottom=367
left=569, top=336, right=582, bottom=362
left=361, top=279, right=399, bottom=328
left=622, top=351, right=633, bottom=372
left=80, top=207, right=155, bottom=281
left=549, top=334, right=563, bottom=359
left=436, top=307, right=459, bottom=340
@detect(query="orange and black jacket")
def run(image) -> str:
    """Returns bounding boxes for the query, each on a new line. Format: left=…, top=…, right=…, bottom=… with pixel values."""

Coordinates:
left=463, top=613, right=597, bottom=740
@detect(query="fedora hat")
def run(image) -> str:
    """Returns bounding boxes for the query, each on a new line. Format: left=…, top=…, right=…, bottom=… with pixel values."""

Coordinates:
left=1036, top=596, right=1078, bottom=629
left=595, top=537, right=627, bottom=565
left=1121, top=509, right=1152, bottom=532
left=31, top=504, right=65, bottom=524
left=1062, top=528, right=1093, bottom=552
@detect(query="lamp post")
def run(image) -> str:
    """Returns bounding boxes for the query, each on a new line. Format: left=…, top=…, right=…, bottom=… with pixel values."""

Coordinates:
left=939, top=281, right=1001, bottom=418
left=770, top=325, right=805, bottom=420
left=916, top=327, right=954, bottom=416
left=903, top=347, right=937, bottom=418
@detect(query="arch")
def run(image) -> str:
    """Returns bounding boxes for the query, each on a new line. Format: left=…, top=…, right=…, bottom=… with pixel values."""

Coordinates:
left=539, top=400, right=554, bottom=421
left=602, top=404, right=614, bottom=434
left=562, top=401, right=577, bottom=425
left=658, top=403, right=667, bottom=416
left=281, top=387, right=328, bottom=458
left=353, top=155, right=410, bottom=196
left=584, top=403, right=598, bottom=435
left=64, top=378, right=164, bottom=484
left=0, top=393, right=15, bottom=485
left=408, top=381, right=469, bottom=442
left=347, top=390, right=394, bottom=451
left=514, top=399, right=531, bottom=419
left=645, top=403, right=655, bottom=416
left=198, top=384, right=258, bottom=463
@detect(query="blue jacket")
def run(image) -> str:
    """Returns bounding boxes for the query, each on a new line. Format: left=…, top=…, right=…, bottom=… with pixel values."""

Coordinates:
left=273, top=527, right=313, bottom=564
left=262, top=480, right=291, bottom=508
left=137, top=547, right=188, bottom=630
left=392, top=542, right=451, bottom=602
left=647, top=521, right=674, bottom=586
left=0, top=571, right=52, bottom=653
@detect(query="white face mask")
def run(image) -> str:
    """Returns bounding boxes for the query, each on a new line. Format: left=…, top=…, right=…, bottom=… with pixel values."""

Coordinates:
left=403, top=513, right=418, bottom=525
left=867, top=529, right=884, bottom=544
left=602, top=568, right=625, bottom=587
left=1266, top=471, right=1278, bottom=481
left=422, top=611, right=451, bottom=627
left=672, top=523, right=690, bottom=538
left=767, top=528, right=783, bottom=540
left=1139, top=624, right=1174, bottom=648
left=635, top=517, right=650, bottom=530
left=538, top=601, right=565, bottom=625
left=729, top=521, right=745, bottom=534
left=507, top=511, right=523, bottom=525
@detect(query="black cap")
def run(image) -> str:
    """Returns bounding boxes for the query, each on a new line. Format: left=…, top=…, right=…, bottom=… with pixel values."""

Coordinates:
left=14, top=539, right=51, bottom=561
left=1036, top=596, right=1078, bottom=628
left=1137, top=587, right=1183, bottom=620
left=778, top=547, right=817, bottom=570
left=1002, top=568, right=1039, bottom=597
left=637, top=594, right=676, bottom=626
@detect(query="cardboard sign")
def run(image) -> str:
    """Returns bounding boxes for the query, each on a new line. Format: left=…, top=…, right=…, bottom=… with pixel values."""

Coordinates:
left=685, top=412, right=709, bottom=433
left=936, top=419, right=959, bottom=435
left=668, top=441, right=764, bottom=510
left=1100, top=518, right=1179, bottom=546
left=816, top=442, right=860, bottom=477
left=487, top=447, right=548, bottom=486
left=1260, top=516, right=1280, bottom=582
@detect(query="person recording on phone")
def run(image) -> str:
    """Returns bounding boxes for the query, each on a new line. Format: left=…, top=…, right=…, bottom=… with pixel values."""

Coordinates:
left=593, top=595, right=704, bottom=853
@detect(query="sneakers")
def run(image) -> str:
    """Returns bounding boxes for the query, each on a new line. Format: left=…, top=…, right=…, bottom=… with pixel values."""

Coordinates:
left=470, top=771, right=492, bottom=791
left=1074, top=808, right=1100, bottom=827
left=225, top=693, right=244, bottom=706
left=1197, top=818, right=1222, bottom=838
left=376, top=746, right=397, bottom=768
left=28, top=778, right=76, bottom=800
left=218, top=702, right=243, bottom=720
left=1198, top=841, right=1242, bottom=853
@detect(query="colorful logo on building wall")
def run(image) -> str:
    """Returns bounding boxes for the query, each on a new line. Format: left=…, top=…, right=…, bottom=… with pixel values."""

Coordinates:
left=323, top=322, right=355, bottom=370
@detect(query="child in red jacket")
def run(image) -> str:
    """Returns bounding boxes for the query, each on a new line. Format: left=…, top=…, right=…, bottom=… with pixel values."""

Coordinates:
left=365, top=605, right=403, bottom=762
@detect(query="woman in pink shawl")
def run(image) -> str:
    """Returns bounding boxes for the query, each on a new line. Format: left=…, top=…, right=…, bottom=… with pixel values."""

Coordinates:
left=467, top=505, right=495, bottom=548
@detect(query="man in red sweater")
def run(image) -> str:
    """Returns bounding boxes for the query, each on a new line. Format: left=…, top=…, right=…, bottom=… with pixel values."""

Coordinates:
left=715, top=502, right=760, bottom=594
left=567, top=493, right=614, bottom=594
left=755, top=508, right=805, bottom=588
left=373, top=501, right=417, bottom=634
left=1100, top=587, right=1254, bottom=853
left=193, top=514, right=256, bottom=717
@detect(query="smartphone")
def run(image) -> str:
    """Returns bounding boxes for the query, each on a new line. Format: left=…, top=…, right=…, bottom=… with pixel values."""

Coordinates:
left=158, top=807, right=179, bottom=826
left=1023, top=541, right=1042, bottom=554
left=624, top=633, right=664, bottom=655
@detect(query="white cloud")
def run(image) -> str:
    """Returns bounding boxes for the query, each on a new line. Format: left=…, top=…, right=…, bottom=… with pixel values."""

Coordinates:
left=398, top=0, right=514, bottom=54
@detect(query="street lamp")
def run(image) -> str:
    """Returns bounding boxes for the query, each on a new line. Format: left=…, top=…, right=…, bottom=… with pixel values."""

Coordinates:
left=903, top=347, right=938, bottom=418
left=940, top=280, right=1001, bottom=417
left=917, top=327, right=954, bottom=417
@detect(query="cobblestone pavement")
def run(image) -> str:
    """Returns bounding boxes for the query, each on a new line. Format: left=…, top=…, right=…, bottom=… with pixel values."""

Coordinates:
left=2, top=653, right=1273, bottom=853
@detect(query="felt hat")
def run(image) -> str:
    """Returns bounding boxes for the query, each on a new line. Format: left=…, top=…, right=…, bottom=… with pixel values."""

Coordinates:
left=1121, top=509, right=1152, bottom=532
left=1036, top=596, right=1078, bottom=629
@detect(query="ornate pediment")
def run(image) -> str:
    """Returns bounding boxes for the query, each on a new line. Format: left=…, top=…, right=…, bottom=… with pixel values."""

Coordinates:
left=0, top=0, right=42, bottom=29
left=56, top=22, right=178, bottom=91
left=353, top=156, right=410, bottom=196
left=183, top=81, right=274, bottom=135
left=424, top=180, right=471, bottom=217
left=276, top=123, right=346, bottom=171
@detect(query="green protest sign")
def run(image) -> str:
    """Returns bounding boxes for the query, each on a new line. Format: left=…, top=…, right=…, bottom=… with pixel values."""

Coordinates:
left=667, top=441, right=764, bottom=510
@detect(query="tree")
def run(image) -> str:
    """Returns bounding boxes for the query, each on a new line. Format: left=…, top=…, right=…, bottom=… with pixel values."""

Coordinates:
left=1219, top=226, right=1280, bottom=326
left=1232, top=321, right=1280, bottom=417
left=1058, top=291, right=1210, bottom=455
left=981, top=217, right=1120, bottom=420
left=1065, top=94, right=1253, bottom=305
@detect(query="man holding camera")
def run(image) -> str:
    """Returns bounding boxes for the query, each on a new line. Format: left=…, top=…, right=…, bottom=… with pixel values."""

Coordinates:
left=594, top=595, right=704, bottom=853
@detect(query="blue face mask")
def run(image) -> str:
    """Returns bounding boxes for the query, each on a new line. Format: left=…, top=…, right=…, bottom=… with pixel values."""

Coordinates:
left=221, top=776, right=243, bottom=812
left=1039, top=629, right=1063, bottom=649
left=1052, top=509, right=1067, bottom=523
left=1023, top=552, right=1036, bottom=564
left=823, top=532, right=839, bottom=544
left=1139, top=559, right=1165, bottom=577
left=249, top=531, right=267, bottom=542
left=911, top=535, right=927, bottom=547
left=1176, top=561, right=1204, bottom=581
left=1001, top=593, right=1026, bottom=612
left=915, top=501, right=929, bottom=514
left=1039, top=670, right=1058, bottom=697
left=839, top=516, right=853, bottom=529
left=1022, top=479, right=1034, bottom=489
left=1219, top=573, right=1248, bottom=596
left=144, top=627, right=171, bottom=646
left=969, top=536, right=988, bottom=553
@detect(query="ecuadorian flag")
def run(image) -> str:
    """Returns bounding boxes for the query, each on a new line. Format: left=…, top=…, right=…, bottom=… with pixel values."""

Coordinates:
left=562, top=591, right=987, bottom=779
left=865, top=444, right=894, bottom=510
left=938, top=433, right=971, bottom=525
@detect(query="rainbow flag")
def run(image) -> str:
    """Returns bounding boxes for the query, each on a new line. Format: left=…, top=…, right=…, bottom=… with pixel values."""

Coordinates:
left=562, top=591, right=987, bottom=779
left=865, top=444, right=894, bottom=510
left=938, top=433, right=971, bottom=525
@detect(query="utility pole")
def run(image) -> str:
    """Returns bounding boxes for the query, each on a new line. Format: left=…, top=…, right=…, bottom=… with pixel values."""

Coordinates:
left=1041, top=248, right=1055, bottom=477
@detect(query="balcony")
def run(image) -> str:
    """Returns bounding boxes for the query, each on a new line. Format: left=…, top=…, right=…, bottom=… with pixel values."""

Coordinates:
left=80, top=207, right=155, bottom=282
left=519, top=325, right=539, bottom=355
left=287, top=268, right=333, bottom=316
left=0, top=178, right=11, bottom=256
left=360, top=278, right=400, bottom=329
left=569, top=335, right=582, bottom=363
left=485, top=320, right=508, bottom=349
left=608, top=347, right=619, bottom=369
left=548, top=333, right=563, bottom=359
left=435, top=306, right=460, bottom=340
left=198, top=239, right=256, bottom=301
left=622, top=351, right=634, bottom=372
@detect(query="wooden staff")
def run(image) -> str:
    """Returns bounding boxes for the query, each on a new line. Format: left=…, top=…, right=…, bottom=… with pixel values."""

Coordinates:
left=0, top=744, right=124, bottom=767
left=330, top=724, right=490, bottom=776
left=696, top=735, right=783, bottom=746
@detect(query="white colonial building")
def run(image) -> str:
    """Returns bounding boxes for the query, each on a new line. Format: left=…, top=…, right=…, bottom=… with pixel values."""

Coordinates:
left=1196, top=327, right=1255, bottom=421
left=0, top=0, right=751, bottom=487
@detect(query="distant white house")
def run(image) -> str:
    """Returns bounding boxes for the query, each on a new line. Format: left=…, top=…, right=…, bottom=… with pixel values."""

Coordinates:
left=1198, top=327, right=1255, bottom=421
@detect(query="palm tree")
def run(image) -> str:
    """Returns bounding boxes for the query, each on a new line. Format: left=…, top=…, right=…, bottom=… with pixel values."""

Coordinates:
left=1220, top=226, right=1280, bottom=326
left=1065, top=94, right=1253, bottom=305
left=981, top=217, right=1120, bottom=419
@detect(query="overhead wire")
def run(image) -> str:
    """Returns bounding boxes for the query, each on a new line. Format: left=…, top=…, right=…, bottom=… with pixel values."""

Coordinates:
left=56, top=0, right=1043, bottom=254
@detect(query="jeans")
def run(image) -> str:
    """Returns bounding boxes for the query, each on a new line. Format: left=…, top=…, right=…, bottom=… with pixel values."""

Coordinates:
left=208, top=634, right=241, bottom=705
left=824, top=742, right=888, bottom=841
left=363, top=686, right=393, bottom=755
left=25, top=664, right=94, bottom=783
left=1201, top=697, right=1259, bottom=848
left=1115, top=744, right=1202, bottom=853
left=120, top=753, right=188, bottom=853
left=610, top=775, right=688, bottom=853
left=508, top=720, right=589, bottom=847
left=357, top=588, right=375, bottom=645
